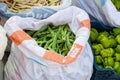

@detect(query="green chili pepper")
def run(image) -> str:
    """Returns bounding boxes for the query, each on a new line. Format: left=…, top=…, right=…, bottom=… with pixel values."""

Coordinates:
left=117, top=67, right=120, bottom=74
left=98, top=65, right=104, bottom=68
left=100, top=48, right=114, bottom=58
left=95, top=56, right=103, bottom=64
left=107, top=57, right=114, bottom=67
left=115, top=53, right=120, bottom=61
left=113, top=62, right=120, bottom=71
left=105, top=66, right=113, bottom=69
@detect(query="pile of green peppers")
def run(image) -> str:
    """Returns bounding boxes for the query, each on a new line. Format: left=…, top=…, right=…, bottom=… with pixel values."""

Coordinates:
left=26, top=24, right=75, bottom=56
left=111, top=0, right=120, bottom=11
left=90, top=27, right=120, bottom=74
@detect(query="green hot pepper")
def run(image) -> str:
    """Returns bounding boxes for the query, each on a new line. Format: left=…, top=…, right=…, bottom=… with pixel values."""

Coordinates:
left=115, top=53, right=120, bottom=61
left=113, top=62, right=120, bottom=71
left=95, top=56, right=103, bottom=64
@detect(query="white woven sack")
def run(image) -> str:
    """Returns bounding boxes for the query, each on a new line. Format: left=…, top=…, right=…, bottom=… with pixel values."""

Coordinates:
left=4, top=6, right=93, bottom=80
left=0, top=25, right=7, bottom=60
left=73, top=0, right=120, bottom=27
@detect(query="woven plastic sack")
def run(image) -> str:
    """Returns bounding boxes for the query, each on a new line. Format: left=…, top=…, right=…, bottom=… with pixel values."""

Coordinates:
left=0, top=0, right=71, bottom=19
left=4, top=6, right=93, bottom=80
left=0, top=13, right=11, bottom=53
left=0, top=13, right=8, bottom=26
left=0, top=61, right=4, bottom=80
left=73, top=0, right=120, bottom=27
left=0, top=25, right=7, bottom=60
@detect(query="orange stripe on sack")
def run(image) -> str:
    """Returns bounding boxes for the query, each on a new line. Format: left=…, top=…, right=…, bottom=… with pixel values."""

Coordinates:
left=64, top=43, right=83, bottom=64
left=80, top=19, right=90, bottom=29
left=44, top=50, right=64, bottom=64
left=64, top=56, right=75, bottom=64
left=10, top=30, right=32, bottom=46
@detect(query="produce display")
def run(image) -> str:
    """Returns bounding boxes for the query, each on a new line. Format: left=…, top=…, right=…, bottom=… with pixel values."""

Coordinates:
left=90, top=27, right=120, bottom=74
left=111, top=0, right=120, bottom=11
left=26, top=24, right=75, bottom=56
left=0, top=0, right=61, bottom=13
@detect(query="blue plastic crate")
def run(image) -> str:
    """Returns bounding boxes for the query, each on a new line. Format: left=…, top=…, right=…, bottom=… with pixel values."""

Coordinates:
left=90, top=21, right=120, bottom=80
